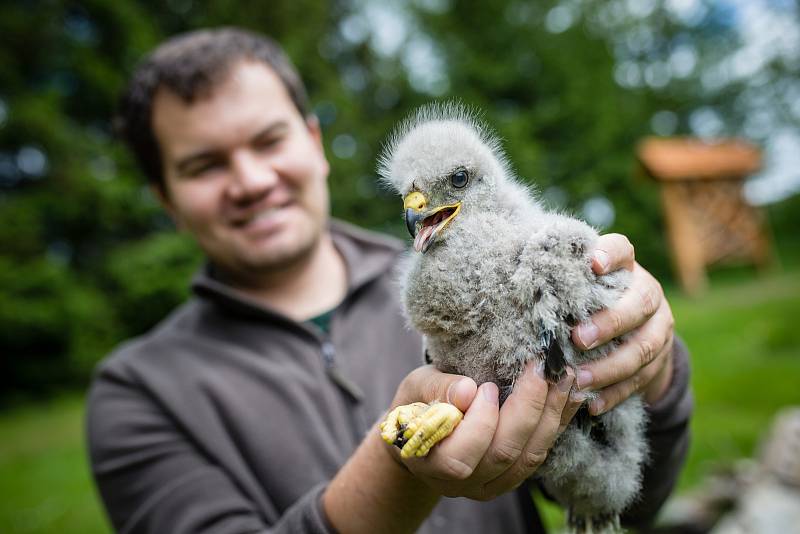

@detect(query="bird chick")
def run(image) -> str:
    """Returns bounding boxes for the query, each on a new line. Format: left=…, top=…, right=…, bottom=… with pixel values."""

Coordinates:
left=378, top=103, right=648, bottom=533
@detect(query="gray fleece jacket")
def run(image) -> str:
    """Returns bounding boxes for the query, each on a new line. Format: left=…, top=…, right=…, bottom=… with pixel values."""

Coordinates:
left=87, top=220, right=692, bottom=534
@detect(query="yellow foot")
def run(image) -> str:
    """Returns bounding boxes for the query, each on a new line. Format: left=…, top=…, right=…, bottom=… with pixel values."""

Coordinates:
left=380, top=402, right=463, bottom=458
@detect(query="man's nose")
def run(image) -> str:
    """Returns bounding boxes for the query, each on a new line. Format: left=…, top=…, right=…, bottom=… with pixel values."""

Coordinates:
left=227, top=150, right=277, bottom=201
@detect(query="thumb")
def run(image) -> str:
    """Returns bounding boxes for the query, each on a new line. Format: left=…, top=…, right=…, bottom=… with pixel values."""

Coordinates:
left=447, top=376, right=478, bottom=412
left=396, top=365, right=478, bottom=413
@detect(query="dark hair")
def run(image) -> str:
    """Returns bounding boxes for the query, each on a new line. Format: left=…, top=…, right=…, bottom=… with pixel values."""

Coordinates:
left=116, top=27, right=310, bottom=189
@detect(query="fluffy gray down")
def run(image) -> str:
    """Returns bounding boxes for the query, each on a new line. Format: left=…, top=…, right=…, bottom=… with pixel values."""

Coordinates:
left=378, top=103, right=648, bottom=533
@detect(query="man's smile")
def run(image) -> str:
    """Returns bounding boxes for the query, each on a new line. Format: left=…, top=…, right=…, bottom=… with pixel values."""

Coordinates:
left=231, top=204, right=290, bottom=227
left=228, top=189, right=295, bottom=227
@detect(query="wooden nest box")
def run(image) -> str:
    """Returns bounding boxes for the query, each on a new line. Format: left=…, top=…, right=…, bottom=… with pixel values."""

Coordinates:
left=637, top=137, right=772, bottom=295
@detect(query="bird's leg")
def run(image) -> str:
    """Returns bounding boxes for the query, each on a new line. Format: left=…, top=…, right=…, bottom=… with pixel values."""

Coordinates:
left=380, top=402, right=463, bottom=458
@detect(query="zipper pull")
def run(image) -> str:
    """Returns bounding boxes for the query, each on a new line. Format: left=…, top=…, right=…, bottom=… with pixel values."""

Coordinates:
left=320, top=340, right=364, bottom=402
left=322, top=341, right=336, bottom=368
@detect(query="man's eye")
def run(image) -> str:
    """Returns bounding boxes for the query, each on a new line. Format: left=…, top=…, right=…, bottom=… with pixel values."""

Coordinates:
left=186, top=161, right=223, bottom=177
left=254, top=136, right=281, bottom=150
left=450, top=169, right=469, bottom=188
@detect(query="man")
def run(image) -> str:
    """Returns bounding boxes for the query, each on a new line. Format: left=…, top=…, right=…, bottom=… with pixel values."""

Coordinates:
left=88, top=28, right=691, bottom=533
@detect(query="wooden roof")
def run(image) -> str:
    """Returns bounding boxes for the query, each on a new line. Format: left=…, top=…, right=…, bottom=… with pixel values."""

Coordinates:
left=637, top=137, right=761, bottom=181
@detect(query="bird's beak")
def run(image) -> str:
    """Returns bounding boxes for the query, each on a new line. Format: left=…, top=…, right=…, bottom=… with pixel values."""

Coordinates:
left=403, top=191, right=427, bottom=238
left=403, top=191, right=461, bottom=253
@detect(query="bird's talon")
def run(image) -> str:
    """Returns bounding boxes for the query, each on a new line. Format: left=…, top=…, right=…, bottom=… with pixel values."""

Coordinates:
left=380, top=402, right=463, bottom=458
left=380, top=402, right=429, bottom=445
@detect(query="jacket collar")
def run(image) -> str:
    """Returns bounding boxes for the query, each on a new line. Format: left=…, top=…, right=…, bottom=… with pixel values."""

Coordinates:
left=191, top=219, right=405, bottom=323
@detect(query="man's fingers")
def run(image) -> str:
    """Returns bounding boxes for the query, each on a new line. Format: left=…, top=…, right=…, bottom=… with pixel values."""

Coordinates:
left=483, top=371, right=574, bottom=495
left=396, top=365, right=478, bottom=412
left=560, top=391, right=584, bottom=433
left=576, top=298, right=673, bottom=393
left=447, top=376, right=480, bottom=412
left=588, top=339, right=672, bottom=415
left=470, top=361, right=549, bottom=481
left=572, top=263, right=663, bottom=350
left=592, top=233, right=635, bottom=274
left=407, top=382, right=500, bottom=482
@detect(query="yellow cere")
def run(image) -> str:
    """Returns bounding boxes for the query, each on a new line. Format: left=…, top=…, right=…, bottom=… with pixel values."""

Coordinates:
left=403, top=191, right=428, bottom=211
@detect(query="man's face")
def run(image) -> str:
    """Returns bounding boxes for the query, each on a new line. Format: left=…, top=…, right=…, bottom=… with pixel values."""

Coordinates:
left=152, top=61, right=330, bottom=282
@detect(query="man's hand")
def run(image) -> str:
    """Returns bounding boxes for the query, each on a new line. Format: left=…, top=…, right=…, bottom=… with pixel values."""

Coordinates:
left=571, top=233, right=675, bottom=415
left=327, top=362, right=575, bottom=533
left=384, top=362, right=574, bottom=501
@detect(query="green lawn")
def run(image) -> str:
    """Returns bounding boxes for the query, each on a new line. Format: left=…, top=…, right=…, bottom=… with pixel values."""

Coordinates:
left=0, top=396, right=108, bottom=533
left=670, top=263, right=800, bottom=491
left=2, top=259, right=798, bottom=533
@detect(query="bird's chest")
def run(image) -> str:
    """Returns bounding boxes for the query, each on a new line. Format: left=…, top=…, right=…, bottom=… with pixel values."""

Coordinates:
left=404, top=239, right=520, bottom=338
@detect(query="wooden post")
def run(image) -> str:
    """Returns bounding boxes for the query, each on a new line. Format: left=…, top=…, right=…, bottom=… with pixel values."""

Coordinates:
left=636, top=137, right=771, bottom=296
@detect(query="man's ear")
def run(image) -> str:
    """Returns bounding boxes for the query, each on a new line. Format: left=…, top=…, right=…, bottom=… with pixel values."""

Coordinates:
left=306, top=114, right=330, bottom=177
left=306, top=115, right=324, bottom=148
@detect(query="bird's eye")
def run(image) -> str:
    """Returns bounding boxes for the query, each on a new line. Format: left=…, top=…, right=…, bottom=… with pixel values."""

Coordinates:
left=450, top=169, right=469, bottom=188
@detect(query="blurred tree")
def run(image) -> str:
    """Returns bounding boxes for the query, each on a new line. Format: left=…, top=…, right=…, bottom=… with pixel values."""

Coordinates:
left=0, top=0, right=334, bottom=397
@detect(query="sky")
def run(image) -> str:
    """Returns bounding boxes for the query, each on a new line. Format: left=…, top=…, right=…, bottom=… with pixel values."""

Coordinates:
left=717, top=0, right=800, bottom=205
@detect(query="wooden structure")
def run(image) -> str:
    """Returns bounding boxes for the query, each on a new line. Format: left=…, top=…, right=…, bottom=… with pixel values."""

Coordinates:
left=637, top=137, right=772, bottom=295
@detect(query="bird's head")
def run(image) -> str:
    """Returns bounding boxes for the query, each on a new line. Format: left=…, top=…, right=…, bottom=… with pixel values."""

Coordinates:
left=378, top=102, right=513, bottom=253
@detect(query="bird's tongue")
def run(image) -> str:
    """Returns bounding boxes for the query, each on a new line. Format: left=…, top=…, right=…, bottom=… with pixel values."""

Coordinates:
left=414, top=224, right=435, bottom=252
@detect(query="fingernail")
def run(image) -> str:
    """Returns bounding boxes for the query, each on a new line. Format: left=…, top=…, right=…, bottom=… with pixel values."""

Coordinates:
left=570, top=390, right=590, bottom=403
left=594, top=250, right=610, bottom=273
left=446, top=377, right=470, bottom=404
left=482, top=382, right=499, bottom=405
left=557, top=374, right=574, bottom=393
left=577, top=321, right=599, bottom=349
left=590, top=397, right=606, bottom=415
left=577, top=368, right=593, bottom=389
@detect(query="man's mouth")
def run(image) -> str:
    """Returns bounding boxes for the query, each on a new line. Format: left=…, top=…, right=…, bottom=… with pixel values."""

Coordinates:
left=232, top=204, right=289, bottom=227
left=411, top=203, right=461, bottom=253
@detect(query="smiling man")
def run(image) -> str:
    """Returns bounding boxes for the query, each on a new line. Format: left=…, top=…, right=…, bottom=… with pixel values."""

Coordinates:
left=149, top=60, right=346, bottom=319
left=87, top=28, right=692, bottom=534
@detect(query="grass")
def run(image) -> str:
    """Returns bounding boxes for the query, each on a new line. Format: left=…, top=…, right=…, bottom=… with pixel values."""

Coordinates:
left=670, top=261, right=800, bottom=492
left=0, top=396, right=109, bottom=534
left=2, top=246, right=798, bottom=533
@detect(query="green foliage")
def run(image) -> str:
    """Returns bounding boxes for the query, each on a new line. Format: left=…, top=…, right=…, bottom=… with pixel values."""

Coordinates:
left=766, top=190, right=800, bottom=265
left=104, top=232, right=202, bottom=337
left=0, top=257, right=118, bottom=395
left=0, top=0, right=341, bottom=398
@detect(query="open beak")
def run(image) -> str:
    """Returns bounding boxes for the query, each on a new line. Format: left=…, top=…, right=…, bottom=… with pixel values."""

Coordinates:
left=403, top=191, right=461, bottom=253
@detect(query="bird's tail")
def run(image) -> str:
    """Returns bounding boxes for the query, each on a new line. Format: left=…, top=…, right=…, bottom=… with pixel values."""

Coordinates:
left=566, top=509, right=622, bottom=534
left=540, top=395, right=648, bottom=529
